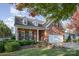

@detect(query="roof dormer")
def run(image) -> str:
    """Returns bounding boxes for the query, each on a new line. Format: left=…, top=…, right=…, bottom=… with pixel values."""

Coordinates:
left=32, top=21, right=38, bottom=26
left=22, top=17, right=28, bottom=25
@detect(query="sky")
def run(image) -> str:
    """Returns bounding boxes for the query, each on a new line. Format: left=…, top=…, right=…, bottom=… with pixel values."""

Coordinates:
left=0, top=4, right=11, bottom=20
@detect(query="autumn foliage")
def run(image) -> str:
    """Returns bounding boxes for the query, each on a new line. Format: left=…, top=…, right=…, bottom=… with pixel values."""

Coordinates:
left=16, top=3, right=37, bottom=17
left=69, top=6, right=79, bottom=32
left=16, top=3, right=25, bottom=11
left=52, top=26, right=64, bottom=35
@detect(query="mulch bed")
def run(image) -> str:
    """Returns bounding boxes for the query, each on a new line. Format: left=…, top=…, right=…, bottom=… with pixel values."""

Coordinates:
left=20, top=45, right=35, bottom=50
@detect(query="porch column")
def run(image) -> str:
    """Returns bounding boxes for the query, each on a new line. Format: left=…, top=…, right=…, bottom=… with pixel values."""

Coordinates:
left=15, top=27, right=19, bottom=40
left=37, top=30, right=39, bottom=42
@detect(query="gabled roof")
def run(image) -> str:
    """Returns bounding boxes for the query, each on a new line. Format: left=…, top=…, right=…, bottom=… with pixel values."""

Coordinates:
left=14, top=16, right=45, bottom=27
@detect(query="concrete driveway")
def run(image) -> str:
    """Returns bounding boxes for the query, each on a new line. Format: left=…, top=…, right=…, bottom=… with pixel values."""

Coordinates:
left=63, top=42, right=79, bottom=50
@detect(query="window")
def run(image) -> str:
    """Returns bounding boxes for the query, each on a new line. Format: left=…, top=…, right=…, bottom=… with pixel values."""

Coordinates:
left=29, top=31, right=32, bottom=40
left=23, top=17, right=27, bottom=25
left=19, top=31, right=25, bottom=40
left=25, top=31, right=29, bottom=40
left=33, top=31, right=37, bottom=40
left=32, top=21, right=38, bottom=26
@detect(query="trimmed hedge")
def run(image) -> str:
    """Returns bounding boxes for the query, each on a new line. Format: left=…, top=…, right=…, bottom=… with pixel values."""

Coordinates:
left=4, top=41, right=20, bottom=52
left=18, top=40, right=36, bottom=46
left=0, top=41, right=4, bottom=52
left=0, top=40, right=37, bottom=52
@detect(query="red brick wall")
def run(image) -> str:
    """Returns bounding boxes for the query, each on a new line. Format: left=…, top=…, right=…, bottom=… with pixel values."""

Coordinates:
left=48, top=23, right=64, bottom=35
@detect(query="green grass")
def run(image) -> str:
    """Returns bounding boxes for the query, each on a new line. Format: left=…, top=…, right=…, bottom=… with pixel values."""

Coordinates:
left=0, top=47, right=79, bottom=56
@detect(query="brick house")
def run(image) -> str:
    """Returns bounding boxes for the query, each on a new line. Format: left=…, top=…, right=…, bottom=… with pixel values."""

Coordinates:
left=15, top=16, right=64, bottom=43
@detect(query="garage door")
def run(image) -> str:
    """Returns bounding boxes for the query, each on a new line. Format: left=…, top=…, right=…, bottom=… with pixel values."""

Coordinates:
left=48, top=35, right=63, bottom=43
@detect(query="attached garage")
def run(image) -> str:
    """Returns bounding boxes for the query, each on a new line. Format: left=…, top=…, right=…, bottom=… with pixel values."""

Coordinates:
left=47, top=23, right=64, bottom=46
left=48, top=35, right=63, bottom=44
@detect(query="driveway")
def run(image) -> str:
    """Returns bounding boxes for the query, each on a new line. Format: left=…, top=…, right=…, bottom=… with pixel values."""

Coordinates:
left=63, top=42, right=79, bottom=50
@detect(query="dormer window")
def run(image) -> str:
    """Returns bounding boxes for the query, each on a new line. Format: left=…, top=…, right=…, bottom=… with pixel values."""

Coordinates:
left=22, top=17, right=27, bottom=25
left=32, top=21, right=38, bottom=26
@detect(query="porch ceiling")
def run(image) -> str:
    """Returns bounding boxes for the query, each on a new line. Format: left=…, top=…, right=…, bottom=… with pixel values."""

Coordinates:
left=15, top=25, right=46, bottom=30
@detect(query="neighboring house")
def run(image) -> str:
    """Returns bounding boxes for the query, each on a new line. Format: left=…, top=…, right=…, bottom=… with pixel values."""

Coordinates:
left=14, top=16, right=64, bottom=43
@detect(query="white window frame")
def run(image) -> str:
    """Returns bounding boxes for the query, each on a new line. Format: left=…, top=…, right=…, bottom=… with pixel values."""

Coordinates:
left=32, top=21, right=38, bottom=26
left=22, top=17, right=27, bottom=25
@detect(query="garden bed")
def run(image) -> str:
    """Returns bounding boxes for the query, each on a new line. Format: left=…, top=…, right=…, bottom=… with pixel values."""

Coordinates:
left=20, top=45, right=35, bottom=49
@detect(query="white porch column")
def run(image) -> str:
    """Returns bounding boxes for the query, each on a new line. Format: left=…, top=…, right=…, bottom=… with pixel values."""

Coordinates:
left=15, top=27, right=19, bottom=40
left=37, top=30, right=39, bottom=42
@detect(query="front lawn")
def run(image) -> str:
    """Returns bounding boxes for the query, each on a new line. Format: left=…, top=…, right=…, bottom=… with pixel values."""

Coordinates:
left=0, top=47, right=79, bottom=56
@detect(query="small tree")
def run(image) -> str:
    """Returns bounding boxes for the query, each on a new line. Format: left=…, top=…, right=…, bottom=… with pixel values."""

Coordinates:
left=65, top=6, right=79, bottom=42
left=69, top=6, right=79, bottom=33
left=0, top=20, right=12, bottom=38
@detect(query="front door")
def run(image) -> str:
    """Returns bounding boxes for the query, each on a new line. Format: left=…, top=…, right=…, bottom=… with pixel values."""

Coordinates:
left=39, top=30, right=45, bottom=41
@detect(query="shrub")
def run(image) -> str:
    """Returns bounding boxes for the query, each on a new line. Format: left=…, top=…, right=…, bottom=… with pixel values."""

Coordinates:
left=18, top=40, right=36, bottom=46
left=73, top=39, right=77, bottom=42
left=64, top=39, right=68, bottom=42
left=77, top=39, right=79, bottom=43
left=7, top=40, right=16, bottom=42
left=4, top=41, right=20, bottom=52
left=3, top=39, right=18, bottom=43
left=11, top=35, right=15, bottom=40
left=0, top=41, right=4, bottom=52
left=64, top=38, right=72, bottom=42
left=3, top=39, right=9, bottom=43
left=73, top=39, right=79, bottom=43
left=64, top=39, right=66, bottom=42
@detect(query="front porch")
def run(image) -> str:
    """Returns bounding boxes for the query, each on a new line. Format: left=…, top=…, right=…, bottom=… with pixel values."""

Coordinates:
left=15, top=27, right=46, bottom=42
